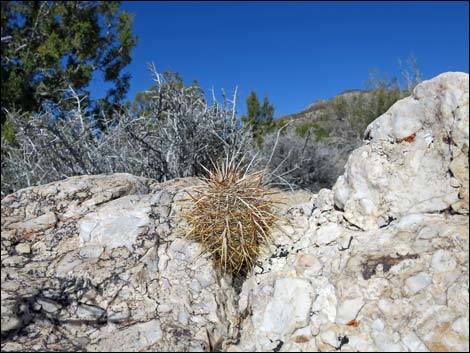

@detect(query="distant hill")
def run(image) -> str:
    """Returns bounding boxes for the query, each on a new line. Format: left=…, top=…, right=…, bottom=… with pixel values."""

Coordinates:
left=274, top=87, right=404, bottom=141
left=276, top=89, right=368, bottom=127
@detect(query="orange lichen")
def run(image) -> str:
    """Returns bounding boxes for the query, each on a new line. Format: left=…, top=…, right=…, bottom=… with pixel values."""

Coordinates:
left=399, top=133, right=416, bottom=143
left=346, top=319, right=359, bottom=327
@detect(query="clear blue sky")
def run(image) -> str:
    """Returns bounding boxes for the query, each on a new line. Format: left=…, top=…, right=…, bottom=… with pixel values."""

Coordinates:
left=91, top=1, right=469, bottom=117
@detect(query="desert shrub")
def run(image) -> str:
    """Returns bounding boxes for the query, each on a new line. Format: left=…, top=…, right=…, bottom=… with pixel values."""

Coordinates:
left=295, top=121, right=331, bottom=140
left=248, top=127, right=358, bottom=191
left=1, top=67, right=246, bottom=195
left=295, top=124, right=311, bottom=137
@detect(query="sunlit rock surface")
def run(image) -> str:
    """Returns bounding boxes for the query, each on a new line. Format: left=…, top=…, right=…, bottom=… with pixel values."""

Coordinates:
left=334, top=72, right=469, bottom=230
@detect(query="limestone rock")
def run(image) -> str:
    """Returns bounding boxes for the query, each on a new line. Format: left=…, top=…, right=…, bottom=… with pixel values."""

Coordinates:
left=78, top=195, right=152, bottom=250
left=333, top=72, right=469, bottom=230
left=1, top=173, right=152, bottom=233
left=15, top=243, right=31, bottom=254
left=1, top=175, right=234, bottom=352
left=258, top=277, right=314, bottom=336
left=226, top=73, right=468, bottom=352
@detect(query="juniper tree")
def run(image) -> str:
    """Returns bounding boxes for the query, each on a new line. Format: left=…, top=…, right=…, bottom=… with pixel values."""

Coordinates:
left=241, top=90, right=275, bottom=147
left=1, top=1, right=137, bottom=141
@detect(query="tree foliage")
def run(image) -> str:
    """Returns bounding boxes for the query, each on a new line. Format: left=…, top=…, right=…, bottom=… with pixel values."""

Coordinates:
left=1, top=1, right=137, bottom=133
left=241, top=90, right=275, bottom=147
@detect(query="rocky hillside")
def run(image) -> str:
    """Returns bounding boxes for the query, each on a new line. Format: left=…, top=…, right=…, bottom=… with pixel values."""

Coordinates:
left=277, top=89, right=367, bottom=127
left=1, top=72, right=468, bottom=351
left=276, top=86, right=403, bottom=143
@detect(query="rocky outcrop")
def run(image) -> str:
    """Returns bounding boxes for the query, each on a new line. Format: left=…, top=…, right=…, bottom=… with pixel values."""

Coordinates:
left=230, top=192, right=468, bottom=352
left=1, top=175, right=234, bottom=352
left=333, top=72, right=469, bottom=230
left=1, top=72, right=469, bottom=352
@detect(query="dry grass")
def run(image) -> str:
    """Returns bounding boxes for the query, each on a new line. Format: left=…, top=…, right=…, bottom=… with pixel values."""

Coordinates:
left=184, top=159, right=279, bottom=275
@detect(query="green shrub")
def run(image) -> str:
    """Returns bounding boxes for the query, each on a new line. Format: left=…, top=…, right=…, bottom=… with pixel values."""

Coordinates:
left=295, top=121, right=330, bottom=140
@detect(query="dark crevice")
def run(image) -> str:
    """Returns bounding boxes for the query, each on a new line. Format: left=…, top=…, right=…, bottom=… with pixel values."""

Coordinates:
left=336, top=335, right=349, bottom=350
left=379, top=215, right=396, bottom=229
left=438, top=205, right=458, bottom=215
left=339, top=236, right=353, bottom=251
left=272, top=340, right=284, bottom=352
left=231, top=271, right=249, bottom=297
left=362, top=253, right=419, bottom=280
